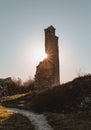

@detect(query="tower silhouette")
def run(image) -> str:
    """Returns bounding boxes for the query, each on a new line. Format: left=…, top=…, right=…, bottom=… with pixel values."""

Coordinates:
left=35, top=25, right=60, bottom=89
left=45, top=25, right=60, bottom=86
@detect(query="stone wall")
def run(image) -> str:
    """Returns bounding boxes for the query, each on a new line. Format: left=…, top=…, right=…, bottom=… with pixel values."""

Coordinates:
left=35, top=25, right=60, bottom=89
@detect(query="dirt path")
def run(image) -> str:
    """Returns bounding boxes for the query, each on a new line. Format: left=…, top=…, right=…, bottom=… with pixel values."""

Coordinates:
left=7, top=108, right=53, bottom=130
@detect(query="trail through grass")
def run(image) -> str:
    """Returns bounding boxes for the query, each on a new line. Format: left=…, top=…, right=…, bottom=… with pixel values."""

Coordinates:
left=7, top=108, right=53, bottom=130
left=0, top=106, right=35, bottom=130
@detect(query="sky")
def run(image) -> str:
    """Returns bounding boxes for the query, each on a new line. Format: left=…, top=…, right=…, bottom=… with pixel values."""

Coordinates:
left=0, top=0, right=91, bottom=83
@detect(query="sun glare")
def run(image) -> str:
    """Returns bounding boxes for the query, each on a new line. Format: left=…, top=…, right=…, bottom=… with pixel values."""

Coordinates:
left=38, top=51, right=48, bottom=61
left=24, top=42, right=48, bottom=66
left=44, top=53, right=48, bottom=59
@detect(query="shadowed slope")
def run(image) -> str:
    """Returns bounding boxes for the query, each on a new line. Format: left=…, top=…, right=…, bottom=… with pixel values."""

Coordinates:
left=2, top=75, right=91, bottom=113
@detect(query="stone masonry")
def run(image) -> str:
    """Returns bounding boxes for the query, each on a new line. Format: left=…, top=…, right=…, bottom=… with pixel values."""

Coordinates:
left=35, top=25, right=60, bottom=89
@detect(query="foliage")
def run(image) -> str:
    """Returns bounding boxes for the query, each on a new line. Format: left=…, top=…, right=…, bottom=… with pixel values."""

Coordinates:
left=0, top=77, right=35, bottom=97
left=23, top=78, right=35, bottom=91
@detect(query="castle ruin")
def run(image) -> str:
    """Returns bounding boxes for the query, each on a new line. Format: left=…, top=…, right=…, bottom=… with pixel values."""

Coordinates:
left=35, top=25, right=60, bottom=89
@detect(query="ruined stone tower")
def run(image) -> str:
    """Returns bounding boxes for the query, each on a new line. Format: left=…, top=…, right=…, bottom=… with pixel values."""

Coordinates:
left=35, top=25, right=60, bottom=89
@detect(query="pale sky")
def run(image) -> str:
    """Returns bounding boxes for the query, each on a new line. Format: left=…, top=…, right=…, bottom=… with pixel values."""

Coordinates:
left=0, top=0, right=91, bottom=83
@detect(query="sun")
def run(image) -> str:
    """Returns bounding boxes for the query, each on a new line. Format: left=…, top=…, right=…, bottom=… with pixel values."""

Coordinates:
left=24, top=42, right=48, bottom=66
left=42, top=52, right=48, bottom=60
left=37, top=51, right=48, bottom=61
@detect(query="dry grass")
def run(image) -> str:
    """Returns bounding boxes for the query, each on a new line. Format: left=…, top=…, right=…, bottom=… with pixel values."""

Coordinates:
left=45, top=112, right=91, bottom=130
left=1, top=93, right=28, bottom=102
left=0, top=106, right=13, bottom=124
left=2, top=75, right=91, bottom=129
left=0, top=105, right=35, bottom=130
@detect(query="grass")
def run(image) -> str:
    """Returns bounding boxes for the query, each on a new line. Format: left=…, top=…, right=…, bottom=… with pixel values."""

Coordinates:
left=1, top=93, right=28, bottom=102
left=45, top=112, right=91, bottom=130
left=1, top=75, right=91, bottom=129
left=1, top=91, right=37, bottom=109
left=0, top=106, right=13, bottom=124
left=0, top=105, right=35, bottom=130
left=2, top=75, right=91, bottom=113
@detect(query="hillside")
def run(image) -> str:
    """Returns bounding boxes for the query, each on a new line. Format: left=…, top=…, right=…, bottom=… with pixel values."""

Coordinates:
left=29, top=75, right=91, bottom=113
left=2, top=75, right=91, bottom=113
left=2, top=75, right=91, bottom=130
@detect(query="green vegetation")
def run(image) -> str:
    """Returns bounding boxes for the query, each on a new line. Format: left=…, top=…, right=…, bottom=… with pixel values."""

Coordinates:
left=0, top=106, right=35, bottom=130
